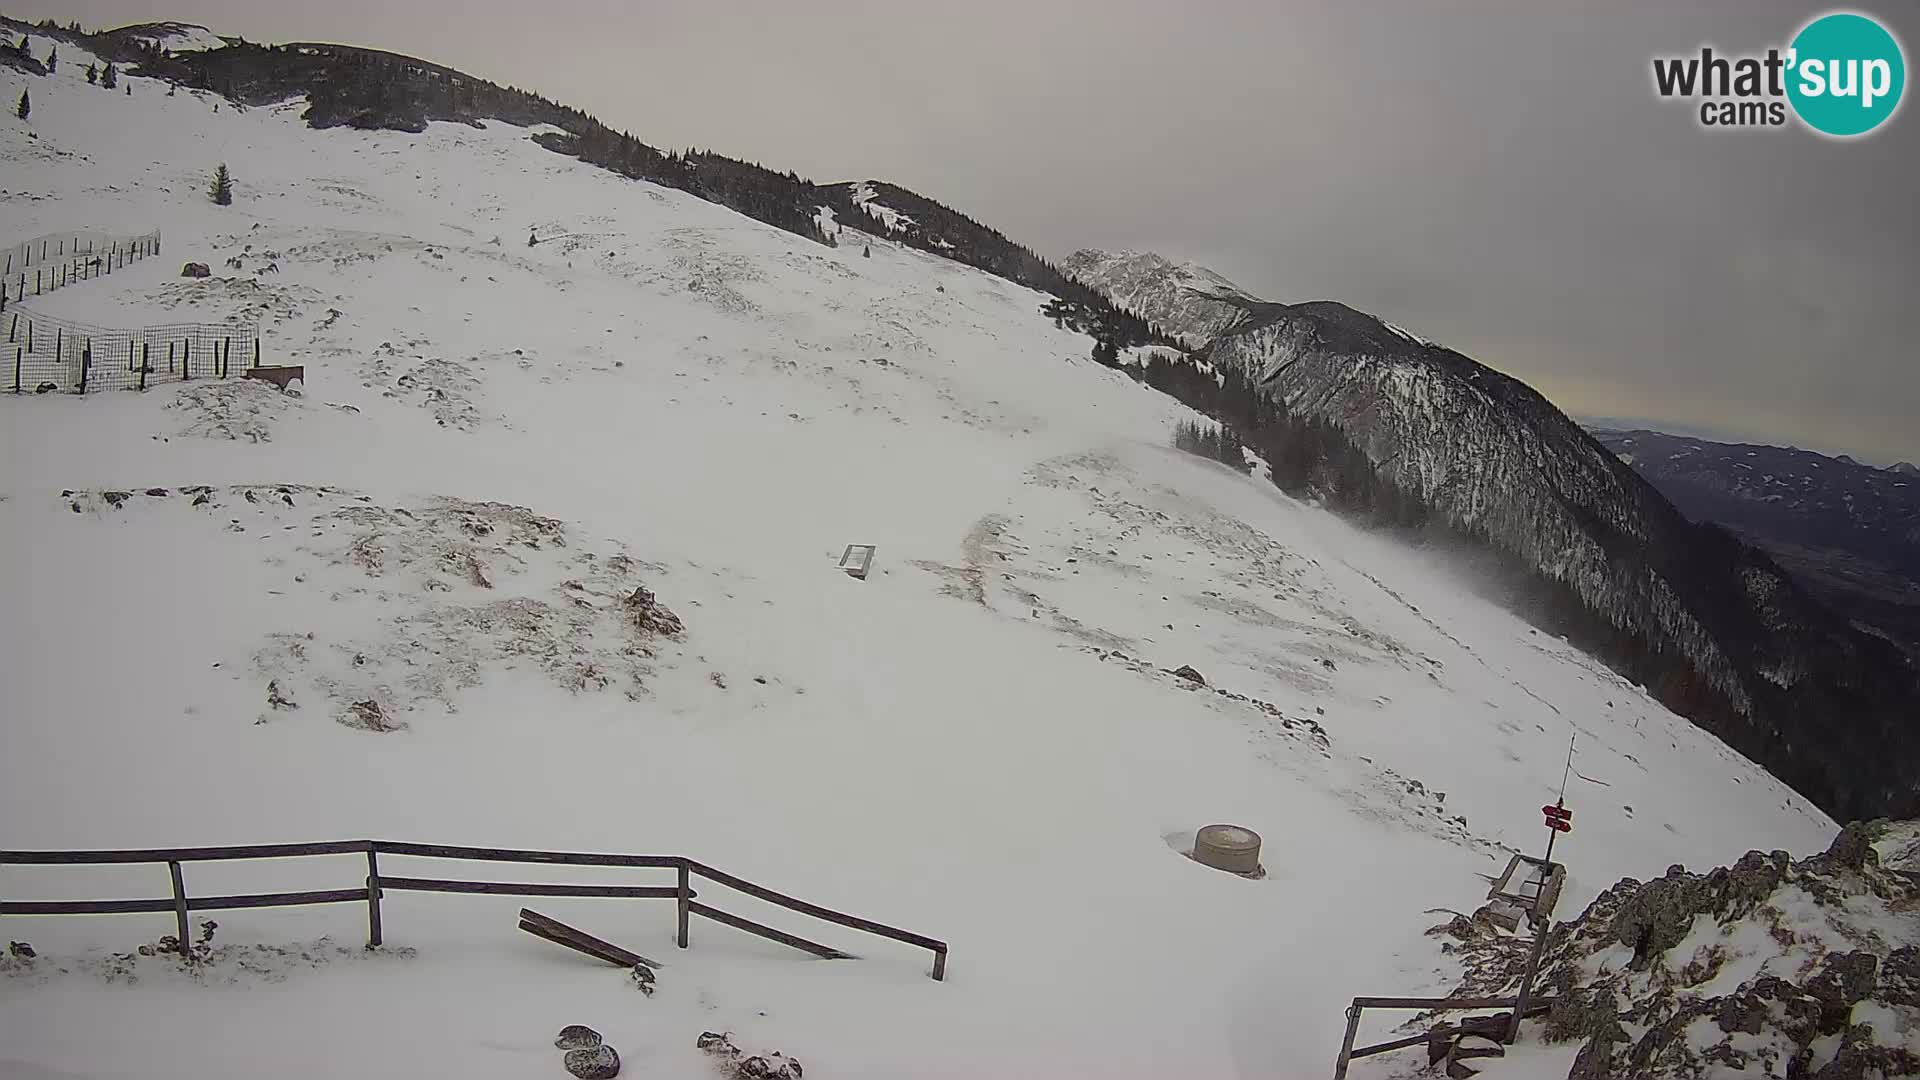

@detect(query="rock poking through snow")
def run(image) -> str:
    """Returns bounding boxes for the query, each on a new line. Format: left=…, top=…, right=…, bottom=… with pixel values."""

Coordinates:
left=624, top=586, right=685, bottom=637
left=553, top=1025, right=602, bottom=1051
left=697, top=1032, right=802, bottom=1080
left=1434, top=820, right=1920, bottom=1078
left=562, top=1044, right=619, bottom=1079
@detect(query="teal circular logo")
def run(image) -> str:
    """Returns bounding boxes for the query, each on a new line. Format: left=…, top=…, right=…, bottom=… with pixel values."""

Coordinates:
left=1787, top=12, right=1905, bottom=136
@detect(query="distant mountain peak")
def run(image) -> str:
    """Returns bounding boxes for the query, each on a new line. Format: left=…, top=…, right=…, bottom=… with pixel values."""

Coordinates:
left=1061, top=249, right=1264, bottom=348
left=1890, top=461, right=1920, bottom=477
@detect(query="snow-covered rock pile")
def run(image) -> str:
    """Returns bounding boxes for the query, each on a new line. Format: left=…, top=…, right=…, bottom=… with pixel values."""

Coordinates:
left=58, top=484, right=685, bottom=727
left=1434, top=821, right=1920, bottom=1078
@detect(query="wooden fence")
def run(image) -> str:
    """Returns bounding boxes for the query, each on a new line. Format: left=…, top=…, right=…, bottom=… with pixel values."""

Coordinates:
left=1330, top=994, right=1554, bottom=1078
left=0, top=840, right=948, bottom=981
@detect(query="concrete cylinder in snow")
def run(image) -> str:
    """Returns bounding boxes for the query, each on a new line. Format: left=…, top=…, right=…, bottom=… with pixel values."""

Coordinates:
left=1194, top=824, right=1262, bottom=874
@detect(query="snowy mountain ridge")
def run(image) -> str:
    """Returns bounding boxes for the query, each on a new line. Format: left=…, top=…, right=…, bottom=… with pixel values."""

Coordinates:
left=1061, top=248, right=1265, bottom=349
left=1073, top=258, right=1920, bottom=824
left=1590, top=427, right=1920, bottom=651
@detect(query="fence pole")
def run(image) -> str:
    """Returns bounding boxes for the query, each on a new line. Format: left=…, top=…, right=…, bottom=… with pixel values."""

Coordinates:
left=253, top=337, right=260, bottom=368
left=1506, top=922, right=1552, bottom=1044
left=138, top=343, right=148, bottom=391
left=1332, top=1002, right=1363, bottom=1080
left=676, top=863, right=690, bottom=948
left=183, top=339, right=191, bottom=380
left=79, top=343, right=90, bottom=394
left=167, top=341, right=175, bottom=374
left=366, top=848, right=384, bottom=948
left=12, top=346, right=19, bottom=393
left=222, top=337, right=231, bottom=378
left=167, top=861, right=191, bottom=958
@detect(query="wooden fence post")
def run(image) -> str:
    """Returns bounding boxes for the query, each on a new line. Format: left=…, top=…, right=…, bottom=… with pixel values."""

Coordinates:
left=1332, top=1002, right=1362, bottom=1080
left=138, top=344, right=148, bottom=391
left=12, top=346, right=20, bottom=393
left=676, top=863, right=690, bottom=948
left=167, top=341, right=175, bottom=374
left=79, top=343, right=90, bottom=394
left=253, top=337, right=261, bottom=368
left=167, top=861, right=191, bottom=958
left=366, top=847, right=384, bottom=948
left=183, top=339, right=191, bottom=380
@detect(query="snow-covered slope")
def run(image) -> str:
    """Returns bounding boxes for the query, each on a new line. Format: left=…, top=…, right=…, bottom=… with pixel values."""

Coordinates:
left=0, top=34, right=1836, bottom=1080
left=1067, top=251, right=1920, bottom=825
left=845, top=180, right=915, bottom=234
left=1061, top=248, right=1263, bottom=348
left=117, top=21, right=229, bottom=53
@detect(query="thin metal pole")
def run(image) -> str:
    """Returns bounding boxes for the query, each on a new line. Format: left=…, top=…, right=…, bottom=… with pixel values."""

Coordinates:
left=1506, top=923, right=1551, bottom=1045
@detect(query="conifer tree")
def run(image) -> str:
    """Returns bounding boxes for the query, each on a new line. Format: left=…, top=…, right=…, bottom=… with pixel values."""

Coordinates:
left=101, top=62, right=117, bottom=89
left=15, top=87, right=28, bottom=122
left=86, top=62, right=98, bottom=84
left=46, top=46, right=56, bottom=73
left=209, top=163, right=233, bottom=205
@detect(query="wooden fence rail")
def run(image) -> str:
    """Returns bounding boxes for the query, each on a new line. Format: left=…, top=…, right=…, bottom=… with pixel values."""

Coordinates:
left=0, top=840, right=947, bottom=981
left=1331, top=995, right=1555, bottom=1079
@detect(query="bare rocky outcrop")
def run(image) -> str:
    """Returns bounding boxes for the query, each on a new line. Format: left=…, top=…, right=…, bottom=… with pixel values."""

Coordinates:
left=697, top=1032, right=803, bottom=1080
left=1434, top=821, right=1920, bottom=1077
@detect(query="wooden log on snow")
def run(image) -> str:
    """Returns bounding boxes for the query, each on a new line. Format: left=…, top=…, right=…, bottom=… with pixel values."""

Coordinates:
left=517, top=907, right=661, bottom=970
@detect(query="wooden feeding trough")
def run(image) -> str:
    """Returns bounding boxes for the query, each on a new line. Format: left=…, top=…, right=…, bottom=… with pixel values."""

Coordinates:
left=837, top=544, right=876, bottom=580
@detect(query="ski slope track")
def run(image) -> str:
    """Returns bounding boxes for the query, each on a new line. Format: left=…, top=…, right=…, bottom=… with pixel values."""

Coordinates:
left=0, top=31, right=1836, bottom=1080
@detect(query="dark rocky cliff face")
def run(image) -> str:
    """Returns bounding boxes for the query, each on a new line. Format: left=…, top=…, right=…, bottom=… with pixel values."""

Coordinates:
left=1592, top=429, right=1920, bottom=652
left=1191, top=300, right=1919, bottom=822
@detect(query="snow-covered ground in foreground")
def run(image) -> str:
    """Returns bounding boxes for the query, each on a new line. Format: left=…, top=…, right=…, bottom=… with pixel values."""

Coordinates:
left=0, top=40, right=1834, bottom=1080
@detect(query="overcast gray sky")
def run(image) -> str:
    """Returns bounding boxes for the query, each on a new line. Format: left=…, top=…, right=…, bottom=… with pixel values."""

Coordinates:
left=15, top=0, right=1918, bottom=462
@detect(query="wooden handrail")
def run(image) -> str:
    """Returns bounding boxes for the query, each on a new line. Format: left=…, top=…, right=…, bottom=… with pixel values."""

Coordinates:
left=378, top=876, right=683, bottom=900
left=0, top=840, right=947, bottom=980
left=685, top=859, right=946, bottom=952
left=0, top=840, right=372, bottom=864
left=372, top=842, right=682, bottom=868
